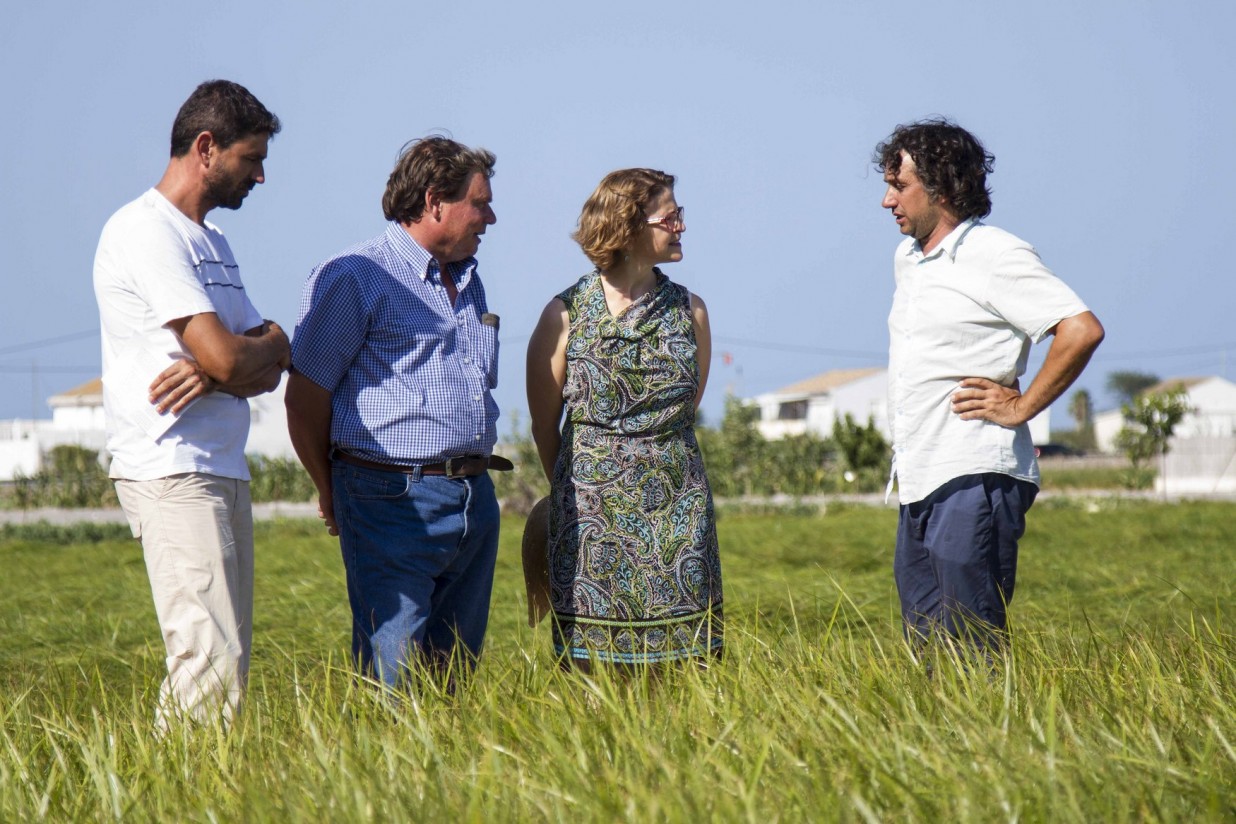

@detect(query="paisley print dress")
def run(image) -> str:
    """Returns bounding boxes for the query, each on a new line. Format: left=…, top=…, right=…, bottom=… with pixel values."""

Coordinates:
left=549, top=269, right=723, bottom=664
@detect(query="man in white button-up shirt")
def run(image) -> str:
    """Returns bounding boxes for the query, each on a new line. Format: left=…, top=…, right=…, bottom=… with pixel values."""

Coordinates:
left=874, top=119, right=1104, bottom=656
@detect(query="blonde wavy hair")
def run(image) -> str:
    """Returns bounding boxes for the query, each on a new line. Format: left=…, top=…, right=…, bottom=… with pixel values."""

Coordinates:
left=572, top=168, right=675, bottom=270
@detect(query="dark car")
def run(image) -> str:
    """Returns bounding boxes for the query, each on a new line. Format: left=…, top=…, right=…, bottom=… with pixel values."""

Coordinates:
left=1035, top=443, right=1081, bottom=458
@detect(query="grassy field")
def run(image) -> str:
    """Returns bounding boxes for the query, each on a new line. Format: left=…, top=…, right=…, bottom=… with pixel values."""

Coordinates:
left=0, top=500, right=1232, bottom=822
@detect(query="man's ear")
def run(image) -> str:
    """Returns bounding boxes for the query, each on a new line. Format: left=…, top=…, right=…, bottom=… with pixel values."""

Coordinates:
left=194, top=131, right=215, bottom=167
left=425, top=190, right=442, bottom=221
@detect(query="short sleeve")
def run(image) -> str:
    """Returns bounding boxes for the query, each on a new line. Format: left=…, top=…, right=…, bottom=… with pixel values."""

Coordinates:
left=985, top=243, right=1089, bottom=343
left=115, top=212, right=216, bottom=326
left=291, top=260, right=369, bottom=392
left=236, top=290, right=264, bottom=333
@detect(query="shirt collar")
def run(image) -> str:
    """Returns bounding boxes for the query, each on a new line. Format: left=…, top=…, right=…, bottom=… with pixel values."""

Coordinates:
left=905, top=217, right=980, bottom=262
left=384, top=221, right=478, bottom=283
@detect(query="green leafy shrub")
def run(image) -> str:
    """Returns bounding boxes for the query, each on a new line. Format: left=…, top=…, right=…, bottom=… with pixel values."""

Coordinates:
left=5, top=445, right=117, bottom=509
left=246, top=455, right=317, bottom=503
left=491, top=414, right=550, bottom=516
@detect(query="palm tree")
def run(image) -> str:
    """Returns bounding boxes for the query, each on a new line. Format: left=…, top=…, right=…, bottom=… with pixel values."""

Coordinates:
left=1068, top=389, right=1095, bottom=451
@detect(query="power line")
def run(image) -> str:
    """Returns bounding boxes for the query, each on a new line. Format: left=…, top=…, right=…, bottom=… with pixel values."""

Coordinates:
left=713, top=335, right=884, bottom=360
left=715, top=335, right=1234, bottom=365
left=0, top=365, right=98, bottom=374
left=0, top=329, right=99, bottom=356
left=1092, top=342, right=1236, bottom=361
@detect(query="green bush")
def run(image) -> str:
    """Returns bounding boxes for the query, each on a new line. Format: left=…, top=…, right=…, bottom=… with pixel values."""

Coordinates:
left=246, top=455, right=317, bottom=503
left=4, top=445, right=117, bottom=509
left=0, top=520, right=132, bottom=543
left=491, top=414, right=550, bottom=516
left=696, top=396, right=887, bottom=497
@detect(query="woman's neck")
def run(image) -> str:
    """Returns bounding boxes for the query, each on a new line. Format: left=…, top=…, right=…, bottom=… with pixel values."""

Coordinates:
left=599, top=258, right=656, bottom=298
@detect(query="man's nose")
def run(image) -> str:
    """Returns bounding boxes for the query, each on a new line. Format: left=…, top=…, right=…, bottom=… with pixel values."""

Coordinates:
left=881, top=188, right=896, bottom=208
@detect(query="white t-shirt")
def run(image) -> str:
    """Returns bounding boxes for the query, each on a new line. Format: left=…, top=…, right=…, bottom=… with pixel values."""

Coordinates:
left=93, top=188, right=263, bottom=481
left=887, top=219, right=1089, bottom=504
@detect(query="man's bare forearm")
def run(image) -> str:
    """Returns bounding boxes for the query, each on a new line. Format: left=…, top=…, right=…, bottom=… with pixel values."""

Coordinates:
left=1016, top=311, right=1105, bottom=420
left=952, top=311, right=1105, bottom=427
left=218, top=363, right=285, bottom=398
left=170, top=314, right=291, bottom=386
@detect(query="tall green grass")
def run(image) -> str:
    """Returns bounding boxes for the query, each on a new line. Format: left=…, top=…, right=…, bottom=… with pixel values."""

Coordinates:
left=0, top=503, right=1232, bottom=821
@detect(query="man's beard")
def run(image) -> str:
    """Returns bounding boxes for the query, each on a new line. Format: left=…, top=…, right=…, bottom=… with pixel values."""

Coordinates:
left=205, top=172, right=251, bottom=211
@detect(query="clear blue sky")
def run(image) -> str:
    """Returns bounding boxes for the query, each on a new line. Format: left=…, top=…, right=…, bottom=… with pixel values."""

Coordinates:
left=2, top=1, right=1232, bottom=432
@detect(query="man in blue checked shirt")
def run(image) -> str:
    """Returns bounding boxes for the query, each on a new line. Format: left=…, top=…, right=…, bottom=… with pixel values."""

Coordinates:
left=286, top=136, right=508, bottom=688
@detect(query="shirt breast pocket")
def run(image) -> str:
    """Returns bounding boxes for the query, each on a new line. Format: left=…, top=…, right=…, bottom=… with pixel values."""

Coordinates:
left=475, top=322, right=498, bottom=388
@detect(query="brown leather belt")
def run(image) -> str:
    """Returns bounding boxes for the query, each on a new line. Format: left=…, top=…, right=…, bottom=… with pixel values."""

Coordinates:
left=334, top=450, right=514, bottom=478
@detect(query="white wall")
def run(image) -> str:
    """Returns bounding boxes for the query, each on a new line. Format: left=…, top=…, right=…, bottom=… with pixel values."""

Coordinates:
left=245, top=379, right=297, bottom=459
left=1175, top=378, right=1236, bottom=438
left=0, top=426, right=41, bottom=480
left=1095, top=377, right=1236, bottom=454
left=830, top=370, right=891, bottom=437
left=0, top=418, right=106, bottom=481
left=0, top=378, right=298, bottom=481
left=1157, top=435, right=1236, bottom=494
left=755, top=369, right=1050, bottom=445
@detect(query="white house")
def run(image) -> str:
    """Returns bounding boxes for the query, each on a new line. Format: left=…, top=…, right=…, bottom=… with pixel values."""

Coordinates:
left=0, top=379, right=109, bottom=481
left=0, top=377, right=296, bottom=481
left=753, top=367, right=889, bottom=440
left=751, top=366, right=1051, bottom=444
left=1092, top=376, right=1236, bottom=494
left=1093, top=376, right=1236, bottom=453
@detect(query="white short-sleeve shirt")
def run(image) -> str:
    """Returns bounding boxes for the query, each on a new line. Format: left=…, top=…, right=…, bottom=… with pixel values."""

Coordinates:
left=93, top=189, right=264, bottom=481
left=887, top=219, right=1089, bottom=504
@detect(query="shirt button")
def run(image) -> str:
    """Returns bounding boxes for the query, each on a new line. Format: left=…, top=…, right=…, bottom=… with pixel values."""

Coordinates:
left=473, top=394, right=481, bottom=401
left=463, top=357, right=471, bottom=364
left=474, top=435, right=481, bottom=441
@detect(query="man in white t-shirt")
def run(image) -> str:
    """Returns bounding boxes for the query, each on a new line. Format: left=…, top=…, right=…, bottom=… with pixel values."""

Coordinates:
left=93, top=80, right=290, bottom=729
left=873, top=119, right=1105, bottom=658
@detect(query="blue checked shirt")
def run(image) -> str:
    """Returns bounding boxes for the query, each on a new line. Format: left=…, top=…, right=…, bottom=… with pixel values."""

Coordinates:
left=291, top=222, right=499, bottom=463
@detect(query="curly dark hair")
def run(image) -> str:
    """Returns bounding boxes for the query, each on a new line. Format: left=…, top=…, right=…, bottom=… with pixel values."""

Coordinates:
left=382, top=136, right=496, bottom=223
left=169, top=80, right=280, bottom=158
left=873, top=118, right=994, bottom=220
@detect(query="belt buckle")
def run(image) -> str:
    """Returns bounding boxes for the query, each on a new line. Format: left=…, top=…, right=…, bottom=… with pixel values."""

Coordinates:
left=444, top=457, right=467, bottom=479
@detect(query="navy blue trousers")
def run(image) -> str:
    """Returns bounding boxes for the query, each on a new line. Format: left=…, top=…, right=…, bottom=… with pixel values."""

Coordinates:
left=895, top=473, right=1037, bottom=650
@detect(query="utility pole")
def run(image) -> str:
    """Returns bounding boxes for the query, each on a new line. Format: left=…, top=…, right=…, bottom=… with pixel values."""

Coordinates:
left=30, top=360, right=39, bottom=421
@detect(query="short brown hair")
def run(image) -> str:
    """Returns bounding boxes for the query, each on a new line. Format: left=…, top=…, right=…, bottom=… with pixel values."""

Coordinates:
left=170, top=80, right=280, bottom=158
left=572, top=168, right=675, bottom=270
left=382, top=136, right=496, bottom=223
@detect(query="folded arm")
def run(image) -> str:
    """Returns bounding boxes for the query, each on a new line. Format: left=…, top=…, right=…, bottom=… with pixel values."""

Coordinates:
left=150, top=318, right=290, bottom=413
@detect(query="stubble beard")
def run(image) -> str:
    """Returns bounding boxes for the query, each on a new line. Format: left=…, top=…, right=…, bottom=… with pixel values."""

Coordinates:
left=205, top=171, right=251, bottom=212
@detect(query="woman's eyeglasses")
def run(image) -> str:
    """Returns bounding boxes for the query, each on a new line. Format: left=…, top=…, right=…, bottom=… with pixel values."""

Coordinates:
left=646, top=206, right=685, bottom=232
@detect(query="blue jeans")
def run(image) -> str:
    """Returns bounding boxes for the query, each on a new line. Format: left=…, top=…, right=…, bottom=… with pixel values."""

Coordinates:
left=331, top=462, right=500, bottom=686
left=894, top=473, right=1037, bottom=650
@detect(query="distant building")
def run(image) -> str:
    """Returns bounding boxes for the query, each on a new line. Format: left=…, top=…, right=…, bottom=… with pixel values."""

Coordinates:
left=749, top=366, right=1052, bottom=444
left=752, top=367, right=889, bottom=441
left=1093, top=376, right=1236, bottom=452
left=0, top=379, right=108, bottom=481
left=0, top=377, right=296, bottom=481
left=1093, top=376, right=1236, bottom=494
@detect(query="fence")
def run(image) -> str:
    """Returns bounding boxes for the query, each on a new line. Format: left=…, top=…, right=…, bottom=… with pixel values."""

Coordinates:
left=1160, top=435, right=1236, bottom=494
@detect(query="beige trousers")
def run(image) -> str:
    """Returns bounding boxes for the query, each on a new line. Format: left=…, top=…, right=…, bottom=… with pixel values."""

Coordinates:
left=115, top=473, right=254, bottom=731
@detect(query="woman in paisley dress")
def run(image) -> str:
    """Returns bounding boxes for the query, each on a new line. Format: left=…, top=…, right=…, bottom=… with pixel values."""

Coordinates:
left=526, top=168, right=723, bottom=670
